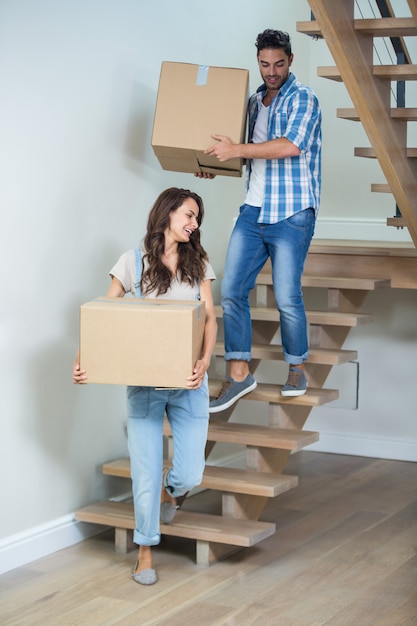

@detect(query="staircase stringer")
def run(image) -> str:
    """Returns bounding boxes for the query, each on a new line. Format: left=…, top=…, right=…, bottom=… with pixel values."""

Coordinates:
left=407, top=0, right=417, bottom=26
left=306, top=0, right=417, bottom=246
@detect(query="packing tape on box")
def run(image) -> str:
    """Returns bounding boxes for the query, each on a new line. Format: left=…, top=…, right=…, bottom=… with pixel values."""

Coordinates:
left=196, top=65, right=209, bottom=86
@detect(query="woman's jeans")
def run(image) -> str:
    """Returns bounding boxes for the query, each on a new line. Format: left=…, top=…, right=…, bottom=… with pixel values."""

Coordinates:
left=126, top=376, right=209, bottom=546
left=221, top=205, right=315, bottom=365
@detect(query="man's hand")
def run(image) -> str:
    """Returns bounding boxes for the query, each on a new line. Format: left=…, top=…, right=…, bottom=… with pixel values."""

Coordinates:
left=205, top=135, right=238, bottom=162
left=194, top=172, right=216, bottom=179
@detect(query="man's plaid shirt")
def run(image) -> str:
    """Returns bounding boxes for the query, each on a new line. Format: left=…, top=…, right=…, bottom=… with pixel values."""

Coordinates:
left=246, top=72, right=322, bottom=223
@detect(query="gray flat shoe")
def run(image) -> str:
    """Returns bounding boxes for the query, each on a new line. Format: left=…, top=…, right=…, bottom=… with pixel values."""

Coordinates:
left=160, top=501, right=179, bottom=524
left=132, top=562, right=157, bottom=585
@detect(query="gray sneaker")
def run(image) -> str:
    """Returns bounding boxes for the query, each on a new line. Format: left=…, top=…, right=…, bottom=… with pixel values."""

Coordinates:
left=281, top=367, right=308, bottom=397
left=209, top=374, right=257, bottom=413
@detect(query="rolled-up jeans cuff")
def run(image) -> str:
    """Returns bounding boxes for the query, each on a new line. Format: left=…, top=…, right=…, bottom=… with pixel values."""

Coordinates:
left=224, top=351, right=251, bottom=362
left=284, top=350, right=309, bottom=365
left=133, top=529, right=160, bottom=547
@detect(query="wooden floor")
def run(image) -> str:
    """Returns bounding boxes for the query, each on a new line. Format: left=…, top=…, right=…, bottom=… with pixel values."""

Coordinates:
left=1, top=451, right=416, bottom=625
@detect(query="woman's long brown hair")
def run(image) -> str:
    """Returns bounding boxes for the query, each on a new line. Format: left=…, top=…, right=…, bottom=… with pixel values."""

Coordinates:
left=141, top=187, right=209, bottom=296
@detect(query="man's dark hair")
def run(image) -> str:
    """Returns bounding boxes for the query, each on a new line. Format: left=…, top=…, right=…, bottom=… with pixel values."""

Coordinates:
left=255, top=29, right=292, bottom=57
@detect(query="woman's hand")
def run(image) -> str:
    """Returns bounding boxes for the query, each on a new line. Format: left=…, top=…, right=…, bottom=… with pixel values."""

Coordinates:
left=73, top=351, right=87, bottom=384
left=186, top=358, right=208, bottom=390
left=186, top=279, right=217, bottom=390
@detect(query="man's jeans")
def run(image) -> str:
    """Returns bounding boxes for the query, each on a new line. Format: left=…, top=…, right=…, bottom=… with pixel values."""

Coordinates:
left=126, top=377, right=209, bottom=546
left=221, top=204, right=315, bottom=365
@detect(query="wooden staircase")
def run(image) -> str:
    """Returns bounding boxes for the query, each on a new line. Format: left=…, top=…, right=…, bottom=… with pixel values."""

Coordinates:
left=297, top=0, right=417, bottom=246
left=75, top=3, right=417, bottom=565
left=72, top=239, right=417, bottom=566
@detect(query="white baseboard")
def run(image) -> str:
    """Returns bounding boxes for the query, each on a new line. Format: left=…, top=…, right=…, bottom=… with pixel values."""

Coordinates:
left=314, top=216, right=412, bottom=242
left=0, top=491, right=132, bottom=576
left=0, top=514, right=105, bottom=576
left=307, top=432, right=417, bottom=462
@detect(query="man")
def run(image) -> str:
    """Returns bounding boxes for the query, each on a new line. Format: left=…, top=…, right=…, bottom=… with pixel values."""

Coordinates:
left=204, top=29, right=322, bottom=413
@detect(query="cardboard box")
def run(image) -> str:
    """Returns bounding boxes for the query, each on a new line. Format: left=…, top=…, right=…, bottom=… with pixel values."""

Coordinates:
left=80, top=297, right=206, bottom=388
left=152, top=61, right=249, bottom=177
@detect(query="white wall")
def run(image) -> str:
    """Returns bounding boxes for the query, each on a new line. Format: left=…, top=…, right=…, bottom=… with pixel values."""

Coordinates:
left=1, top=0, right=416, bottom=571
left=307, top=289, right=417, bottom=460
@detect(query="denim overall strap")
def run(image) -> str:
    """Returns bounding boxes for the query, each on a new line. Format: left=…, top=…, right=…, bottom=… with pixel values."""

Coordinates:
left=134, top=248, right=142, bottom=298
left=194, top=279, right=200, bottom=301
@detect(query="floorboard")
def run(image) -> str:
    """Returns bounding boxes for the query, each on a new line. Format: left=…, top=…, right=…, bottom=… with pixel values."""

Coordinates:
left=0, top=452, right=416, bottom=626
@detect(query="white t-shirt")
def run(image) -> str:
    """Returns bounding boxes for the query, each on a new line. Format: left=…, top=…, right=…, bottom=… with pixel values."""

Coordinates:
left=244, top=102, right=269, bottom=207
left=110, top=249, right=216, bottom=300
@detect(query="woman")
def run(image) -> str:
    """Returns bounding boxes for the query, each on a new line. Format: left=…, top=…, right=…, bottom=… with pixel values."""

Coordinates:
left=73, top=187, right=217, bottom=585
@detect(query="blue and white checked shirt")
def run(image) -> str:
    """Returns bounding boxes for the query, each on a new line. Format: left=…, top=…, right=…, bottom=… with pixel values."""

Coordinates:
left=246, top=73, right=322, bottom=223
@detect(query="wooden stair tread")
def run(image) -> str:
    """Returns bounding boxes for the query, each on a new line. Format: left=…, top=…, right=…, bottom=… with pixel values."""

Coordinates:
left=213, top=341, right=357, bottom=365
left=303, top=275, right=390, bottom=289
left=164, top=418, right=320, bottom=449
left=257, top=273, right=391, bottom=290
left=371, top=183, right=391, bottom=193
left=103, top=457, right=131, bottom=477
left=297, top=17, right=417, bottom=37
left=102, top=458, right=298, bottom=497
left=337, top=107, right=417, bottom=122
left=355, top=147, right=417, bottom=159
left=214, top=304, right=374, bottom=327
left=318, top=64, right=417, bottom=82
left=208, top=380, right=338, bottom=408
left=387, top=217, right=407, bottom=227
left=305, top=241, right=417, bottom=289
left=308, top=239, right=417, bottom=258
left=374, top=65, right=417, bottom=80
left=354, top=17, right=417, bottom=37
left=74, top=501, right=276, bottom=547
left=203, top=465, right=298, bottom=496
left=205, top=420, right=319, bottom=449
left=296, top=19, right=323, bottom=37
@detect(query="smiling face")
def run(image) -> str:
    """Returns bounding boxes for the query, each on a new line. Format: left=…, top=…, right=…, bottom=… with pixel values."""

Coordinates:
left=165, top=197, right=199, bottom=244
left=257, top=47, right=293, bottom=95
